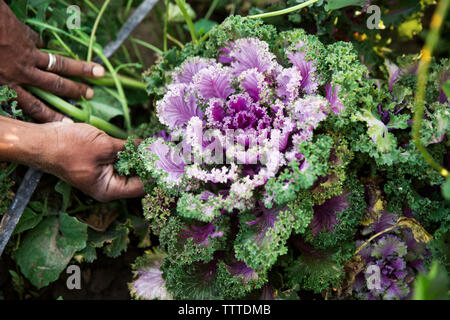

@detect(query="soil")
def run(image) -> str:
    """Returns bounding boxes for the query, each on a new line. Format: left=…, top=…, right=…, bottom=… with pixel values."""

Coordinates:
left=1, top=245, right=144, bottom=300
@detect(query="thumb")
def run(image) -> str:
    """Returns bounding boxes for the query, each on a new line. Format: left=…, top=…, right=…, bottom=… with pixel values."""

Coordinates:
left=103, top=173, right=145, bottom=202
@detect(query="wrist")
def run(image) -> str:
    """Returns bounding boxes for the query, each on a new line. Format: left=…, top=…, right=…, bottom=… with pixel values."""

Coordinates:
left=0, top=116, right=57, bottom=170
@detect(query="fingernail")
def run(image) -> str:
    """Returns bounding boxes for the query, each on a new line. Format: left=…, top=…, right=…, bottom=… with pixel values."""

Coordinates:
left=86, top=88, right=94, bottom=99
left=92, top=65, right=105, bottom=78
left=62, top=117, right=74, bottom=123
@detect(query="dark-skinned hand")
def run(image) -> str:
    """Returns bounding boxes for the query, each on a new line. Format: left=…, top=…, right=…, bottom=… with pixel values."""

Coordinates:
left=0, top=0, right=105, bottom=123
left=0, top=117, right=145, bottom=202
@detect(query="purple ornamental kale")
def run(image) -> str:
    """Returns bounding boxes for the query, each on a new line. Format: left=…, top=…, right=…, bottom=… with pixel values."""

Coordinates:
left=172, top=57, right=215, bottom=84
left=362, top=211, right=397, bottom=236
left=131, top=265, right=171, bottom=300
left=130, top=250, right=172, bottom=300
left=181, top=222, right=224, bottom=246
left=150, top=36, right=345, bottom=215
left=354, top=230, right=429, bottom=300
left=145, top=139, right=186, bottom=184
left=246, top=204, right=280, bottom=246
left=156, top=83, right=203, bottom=128
left=286, top=42, right=319, bottom=94
left=325, top=83, right=345, bottom=115
left=311, top=192, right=349, bottom=236
left=228, top=261, right=258, bottom=282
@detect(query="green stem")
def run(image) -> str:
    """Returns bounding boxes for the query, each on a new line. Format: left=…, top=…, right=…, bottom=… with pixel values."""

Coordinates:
left=39, top=49, right=71, bottom=56
left=121, top=45, right=133, bottom=64
left=198, top=30, right=211, bottom=44
left=6, top=163, right=18, bottom=177
left=248, top=0, right=320, bottom=19
left=205, top=0, right=219, bottom=20
left=175, top=23, right=186, bottom=43
left=26, top=19, right=88, bottom=47
left=124, top=0, right=134, bottom=19
left=175, top=0, right=198, bottom=44
left=167, top=33, right=184, bottom=49
left=97, top=51, right=131, bottom=132
left=163, top=0, right=169, bottom=51
left=412, top=0, right=449, bottom=178
left=87, top=0, right=111, bottom=62
left=83, top=0, right=99, bottom=13
left=51, top=31, right=78, bottom=59
left=131, top=41, right=144, bottom=66
left=131, top=37, right=164, bottom=55
left=27, top=87, right=127, bottom=139
left=86, top=74, right=147, bottom=91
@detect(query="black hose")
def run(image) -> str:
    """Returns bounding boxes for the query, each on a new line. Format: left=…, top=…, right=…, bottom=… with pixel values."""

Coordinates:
left=0, top=168, right=42, bottom=256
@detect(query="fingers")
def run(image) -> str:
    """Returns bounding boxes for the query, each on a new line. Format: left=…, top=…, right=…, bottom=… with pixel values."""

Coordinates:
left=35, top=51, right=105, bottom=78
left=13, top=86, right=67, bottom=123
left=97, top=138, right=128, bottom=164
left=105, top=175, right=145, bottom=202
left=111, top=138, right=127, bottom=153
left=94, top=167, right=145, bottom=202
left=27, top=68, right=94, bottom=100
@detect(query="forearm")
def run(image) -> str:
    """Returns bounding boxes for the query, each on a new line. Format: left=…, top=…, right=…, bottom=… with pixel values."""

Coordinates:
left=0, top=116, right=53, bottom=169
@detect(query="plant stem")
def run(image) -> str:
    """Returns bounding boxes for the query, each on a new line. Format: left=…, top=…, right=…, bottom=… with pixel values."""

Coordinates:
left=248, top=0, right=320, bottom=19
left=83, top=0, right=99, bottom=13
left=87, top=0, right=111, bottom=62
left=166, top=33, right=184, bottom=49
left=163, top=0, right=169, bottom=51
left=412, top=0, right=449, bottom=178
left=97, top=51, right=131, bottom=132
left=26, top=19, right=87, bottom=47
left=27, top=87, right=127, bottom=139
left=355, top=225, right=397, bottom=256
left=175, top=0, right=198, bottom=44
left=121, top=45, right=133, bottom=64
left=6, top=163, right=18, bottom=177
left=86, top=74, right=147, bottom=91
left=198, top=30, right=211, bottom=44
left=205, top=0, right=219, bottom=20
left=51, top=31, right=78, bottom=59
left=131, top=37, right=164, bottom=55
left=124, top=0, right=134, bottom=19
left=131, top=41, right=144, bottom=66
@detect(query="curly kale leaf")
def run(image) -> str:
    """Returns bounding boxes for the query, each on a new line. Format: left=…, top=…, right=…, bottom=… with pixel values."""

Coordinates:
left=216, top=260, right=267, bottom=299
left=129, top=248, right=173, bottom=300
left=116, top=138, right=154, bottom=193
left=285, top=239, right=354, bottom=293
left=304, top=175, right=366, bottom=249
left=234, top=202, right=313, bottom=273
left=266, top=135, right=334, bottom=205
left=205, top=15, right=277, bottom=59
left=142, top=187, right=176, bottom=236
left=0, top=85, right=21, bottom=118
left=160, top=215, right=229, bottom=265
left=162, top=258, right=222, bottom=300
left=353, top=109, right=410, bottom=154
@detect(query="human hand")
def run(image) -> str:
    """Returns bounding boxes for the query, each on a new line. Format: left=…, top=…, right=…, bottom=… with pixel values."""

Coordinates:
left=35, top=121, right=144, bottom=202
left=0, top=1, right=105, bottom=123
